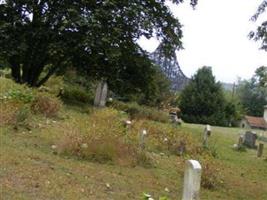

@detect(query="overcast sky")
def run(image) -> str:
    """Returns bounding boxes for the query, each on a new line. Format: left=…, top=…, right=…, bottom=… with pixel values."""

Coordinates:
left=138, top=0, right=267, bottom=83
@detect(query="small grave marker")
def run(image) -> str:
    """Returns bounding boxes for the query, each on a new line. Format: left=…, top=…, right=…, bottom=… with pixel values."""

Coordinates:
left=257, top=143, right=264, bottom=157
left=203, top=125, right=211, bottom=147
left=182, top=160, right=202, bottom=200
left=139, top=129, right=147, bottom=150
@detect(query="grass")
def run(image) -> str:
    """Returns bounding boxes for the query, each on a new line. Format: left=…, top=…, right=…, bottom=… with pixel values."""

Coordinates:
left=1, top=77, right=267, bottom=199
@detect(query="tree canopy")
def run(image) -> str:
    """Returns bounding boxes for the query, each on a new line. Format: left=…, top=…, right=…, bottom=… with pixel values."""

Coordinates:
left=0, top=0, right=197, bottom=88
left=250, top=0, right=267, bottom=50
left=236, top=66, right=267, bottom=117
left=179, top=67, right=229, bottom=126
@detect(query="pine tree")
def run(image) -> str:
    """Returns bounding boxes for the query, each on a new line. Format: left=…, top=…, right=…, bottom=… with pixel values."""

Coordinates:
left=179, top=67, right=228, bottom=126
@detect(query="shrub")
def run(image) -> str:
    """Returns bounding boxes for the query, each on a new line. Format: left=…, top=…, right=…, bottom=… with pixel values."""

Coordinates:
left=0, top=101, right=22, bottom=125
left=44, top=75, right=64, bottom=95
left=12, top=106, right=31, bottom=128
left=62, top=85, right=93, bottom=104
left=31, top=94, right=61, bottom=117
left=110, top=100, right=169, bottom=123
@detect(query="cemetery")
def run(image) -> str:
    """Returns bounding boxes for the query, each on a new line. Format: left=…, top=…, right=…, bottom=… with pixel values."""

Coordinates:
left=0, top=0, right=267, bottom=200
left=0, top=76, right=267, bottom=200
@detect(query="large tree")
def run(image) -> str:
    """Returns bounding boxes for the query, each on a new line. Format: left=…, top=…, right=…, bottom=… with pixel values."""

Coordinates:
left=0, top=0, right=197, bottom=87
left=179, top=67, right=228, bottom=126
left=250, top=0, right=267, bottom=50
left=236, top=66, right=267, bottom=117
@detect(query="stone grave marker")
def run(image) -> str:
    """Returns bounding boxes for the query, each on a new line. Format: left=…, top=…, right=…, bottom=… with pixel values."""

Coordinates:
left=94, top=81, right=108, bottom=107
left=243, top=131, right=257, bottom=148
left=182, top=160, right=202, bottom=200
left=139, top=129, right=147, bottom=150
left=257, top=143, right=264, bottom=157
left=203, top=125, right=211, bottom=147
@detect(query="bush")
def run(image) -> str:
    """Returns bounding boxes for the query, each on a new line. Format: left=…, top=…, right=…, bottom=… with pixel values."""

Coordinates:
left=110, top=100, right=169, bottom=123
left=0, top=101, right=22, bottom=125
left=12, top=106, right=31, bottom=128
left=44, top=75, right=64, bottom=95
left=62, top=85, right=93, bottom=104
left=31, top=94, right=61, bottom=117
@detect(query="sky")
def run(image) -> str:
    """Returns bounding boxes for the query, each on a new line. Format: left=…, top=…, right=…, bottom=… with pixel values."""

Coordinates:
left=138, top=0, right=267, bottom=83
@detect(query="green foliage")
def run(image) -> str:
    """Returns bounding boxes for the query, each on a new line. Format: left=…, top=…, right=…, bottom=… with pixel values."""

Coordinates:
left=13, top=105, right=31, bottom=128
left=179, top=67, right=228, bottom=126
left=0, top=89, right=34, bottom=103
left=236, top=66, right=267, bottom=116
left=250, top=1, right=267, bottom=51
left=110, top=100, right=169, bottom=123
left=0, top=0, right=197, bottom=87
left=62, top=85, right=93, bottom=104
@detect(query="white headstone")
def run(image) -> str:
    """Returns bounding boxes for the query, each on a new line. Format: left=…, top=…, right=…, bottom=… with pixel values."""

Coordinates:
left=182, top=160, right=202, bottom=200
left=203, top=125, right=211, bottom=146
left=94, top=81, right=108, bottom=107
left=99, top=82, right=108, bottom=107
left=139, top=129, right=147, bottom=150
left=94, top=82, right=102, bottom=106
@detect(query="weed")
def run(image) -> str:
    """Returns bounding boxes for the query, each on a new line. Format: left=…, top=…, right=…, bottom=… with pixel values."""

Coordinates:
left=31, top=94, right=61, bottom=117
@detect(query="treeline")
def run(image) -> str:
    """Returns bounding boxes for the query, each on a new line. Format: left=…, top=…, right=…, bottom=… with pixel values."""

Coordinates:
left=179, top=66, right=267, bottom=126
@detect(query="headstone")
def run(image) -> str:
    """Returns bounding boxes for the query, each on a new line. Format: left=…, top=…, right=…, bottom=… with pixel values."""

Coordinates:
left=237, top=135, right=244, bottom=149
left=257, top=143, right=264, bottom=157
left=182, top=160, right=202, bottom=200
left=94, top=81, right=108, bottom=107
left=243, top=131, right=257, bottom=148
left=178, top=141, right=186, bottom=156
left=203, top=125, right=211, bottom=147
left=139, top=129, right=147, bottom=150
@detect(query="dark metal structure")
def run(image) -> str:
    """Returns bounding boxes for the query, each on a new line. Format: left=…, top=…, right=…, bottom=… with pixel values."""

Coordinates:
left=150, top=44, right=189, bottom=91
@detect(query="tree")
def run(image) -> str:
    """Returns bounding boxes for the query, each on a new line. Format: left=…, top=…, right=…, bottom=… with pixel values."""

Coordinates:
left=250, top=1, right=267, bottom=50
left=236, top=66, right=267, bottom=117
left=0, top=0, right=197, bottom=87
left=179, top=67, right=228, bottom=126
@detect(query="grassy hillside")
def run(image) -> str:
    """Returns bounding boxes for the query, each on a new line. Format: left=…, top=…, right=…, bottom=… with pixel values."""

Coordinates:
left=0, top=77, right=267, bottom=200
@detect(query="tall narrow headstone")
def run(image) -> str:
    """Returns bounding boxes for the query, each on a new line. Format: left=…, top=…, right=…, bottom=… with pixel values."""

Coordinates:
left=203, top=125, right=211, bottom=147
left=94, top=81, right=108, bottom=107
left=182, top=160, right=202, bottom=200
left=99, top=82, right=108, bottom=107
left=257, top=143, right=264, bottom=157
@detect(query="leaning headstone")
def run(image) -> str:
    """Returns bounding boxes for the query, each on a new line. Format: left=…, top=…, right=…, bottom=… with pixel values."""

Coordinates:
left=257, top=143, right=264, bottom=157
left=94, top=81, right=108, bottom=107
left=203, top=125, right=211, bottom=147
left=182, top=160, right=202, bottom=200
left=243, top=131, right=257, bottom=148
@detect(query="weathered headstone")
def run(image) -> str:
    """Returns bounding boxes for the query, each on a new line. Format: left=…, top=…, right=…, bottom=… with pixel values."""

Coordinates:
left=237, top=134, right=244, bottom=149
left=94, top=81, right=108, bottom=107
left=257, top=143, right=264, bottom=157
left=203, top=125, right=211, bottom=147
left=243, top=131, right=257, bottom=148
left=139, top=129, right=147, bottom=150
left=178, top=141, right=186, bottom=156
left=182, top=160, right=202, bottom=200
